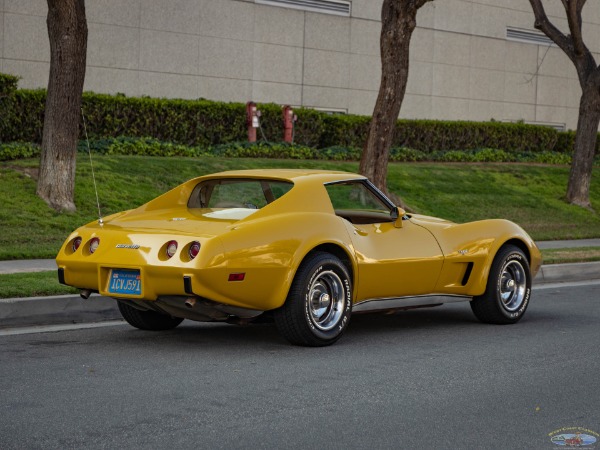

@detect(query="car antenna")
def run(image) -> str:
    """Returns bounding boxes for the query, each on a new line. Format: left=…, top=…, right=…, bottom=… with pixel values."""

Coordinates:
left=81, top=107, right=103, bottom=226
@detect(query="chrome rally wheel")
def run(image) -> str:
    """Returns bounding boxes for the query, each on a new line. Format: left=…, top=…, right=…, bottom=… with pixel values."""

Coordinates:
left=499, top=259, right=527, bottom=312
left=274, top=252, right=352, bottom=346
left=307, top=270, right=346, bottom=332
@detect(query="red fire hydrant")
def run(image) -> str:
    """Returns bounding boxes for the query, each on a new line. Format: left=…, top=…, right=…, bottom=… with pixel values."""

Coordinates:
left=246, top=101, right=260, bottom=143
left=282, top=105, right=297, bottom=143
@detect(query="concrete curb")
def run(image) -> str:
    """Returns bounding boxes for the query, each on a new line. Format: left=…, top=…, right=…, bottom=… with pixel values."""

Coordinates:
left=1, top=262, right=599, bottom=331
left=0, top=294, right=120, bottom=329
left=535, top=261, right=600, bottom=284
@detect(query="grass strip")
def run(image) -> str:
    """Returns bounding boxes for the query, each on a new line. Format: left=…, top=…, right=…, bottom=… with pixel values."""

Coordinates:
left=540, top=247, right=600, bottom=264
left=0, top=271, right=78, bottom=299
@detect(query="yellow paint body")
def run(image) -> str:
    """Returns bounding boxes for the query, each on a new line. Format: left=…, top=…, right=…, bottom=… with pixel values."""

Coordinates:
left=56, top=169, right=541, bottom=315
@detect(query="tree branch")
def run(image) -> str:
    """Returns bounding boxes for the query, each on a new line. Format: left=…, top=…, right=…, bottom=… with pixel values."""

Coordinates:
left=413, top=0, right=434, bottom=8
left=528, top=0, right=575, bottom=61
left=566, top=0, right=586, bottom=56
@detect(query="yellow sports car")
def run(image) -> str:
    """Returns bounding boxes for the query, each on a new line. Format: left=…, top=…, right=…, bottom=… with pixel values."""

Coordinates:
left=56, top=169, right=541, bottom=346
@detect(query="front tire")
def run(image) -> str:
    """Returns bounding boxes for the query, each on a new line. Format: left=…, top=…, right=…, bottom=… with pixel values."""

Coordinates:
left=274, top=252, right=352, bottom=346
left=117, top=301, right=184, bottom=331
left=470, top=245, right=532, bottom=324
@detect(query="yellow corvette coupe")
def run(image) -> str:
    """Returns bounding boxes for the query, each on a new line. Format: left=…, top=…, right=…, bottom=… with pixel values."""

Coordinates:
left=57, top=169, right=541, bottom=346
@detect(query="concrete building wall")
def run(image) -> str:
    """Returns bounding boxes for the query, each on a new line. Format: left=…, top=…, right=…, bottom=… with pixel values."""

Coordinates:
left=1, top=0, right=598, bottom=130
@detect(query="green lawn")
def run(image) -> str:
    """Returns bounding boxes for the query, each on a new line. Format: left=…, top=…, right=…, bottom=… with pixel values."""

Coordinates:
left=540, top=246, right=600, bottom=264
left=1, top=155, right=599, bottom=260
left=0, top=271, right=78, bottom=298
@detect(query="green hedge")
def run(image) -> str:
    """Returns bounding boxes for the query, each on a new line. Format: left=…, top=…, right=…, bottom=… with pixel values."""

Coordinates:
left=0, top=74, right=21, bottom=141
left=0, top=73, right=19, bottom=97
left=1, top=75, right=598, bottom=154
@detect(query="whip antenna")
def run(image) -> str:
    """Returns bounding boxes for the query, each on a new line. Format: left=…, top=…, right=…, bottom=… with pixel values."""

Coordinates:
left=81, top=108, right=103, bottom=226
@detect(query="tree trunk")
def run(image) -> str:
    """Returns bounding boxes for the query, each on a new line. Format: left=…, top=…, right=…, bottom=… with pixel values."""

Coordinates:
left=359, top=0, right=428, bottom=205
left=36, top=0, right=87, bottom=212
left=566, top=85, right=600, bottom=208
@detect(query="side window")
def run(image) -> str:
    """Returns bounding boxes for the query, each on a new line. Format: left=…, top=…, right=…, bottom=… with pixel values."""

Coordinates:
left=325, top=181, right=392, bottom=224
left=326, top=182, right=390, bottom=212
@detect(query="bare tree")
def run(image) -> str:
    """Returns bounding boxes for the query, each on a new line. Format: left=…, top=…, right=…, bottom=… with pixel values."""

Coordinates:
left=529, top=0, right=599, bottom=208
left=36, top=0, right=88, bottom=212
left=359, top=0, right=433, bottom=204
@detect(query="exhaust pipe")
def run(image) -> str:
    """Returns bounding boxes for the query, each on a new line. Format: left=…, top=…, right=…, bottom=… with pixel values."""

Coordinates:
left=80, top=289, right=93, bottom=299
left=184, top=297, right=197, bottom=309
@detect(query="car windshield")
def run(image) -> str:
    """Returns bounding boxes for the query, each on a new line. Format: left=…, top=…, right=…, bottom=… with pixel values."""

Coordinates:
left=187, top=178, right=293, bottom=210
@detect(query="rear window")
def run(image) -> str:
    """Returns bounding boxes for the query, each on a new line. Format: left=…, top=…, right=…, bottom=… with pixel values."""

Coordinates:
left=187, top=178, right=293, bottom=209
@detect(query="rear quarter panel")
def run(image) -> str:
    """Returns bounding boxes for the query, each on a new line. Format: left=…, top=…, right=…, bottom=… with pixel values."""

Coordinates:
left=213, top=212, right=355, bottom=311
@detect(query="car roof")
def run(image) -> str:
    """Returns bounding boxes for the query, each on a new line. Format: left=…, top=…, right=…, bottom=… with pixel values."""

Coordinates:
left=204, top=169, right=366, bottom=183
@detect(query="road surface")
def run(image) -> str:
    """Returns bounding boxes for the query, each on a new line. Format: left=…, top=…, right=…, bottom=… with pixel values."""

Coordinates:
left=1, top=281, right=599, bottom=449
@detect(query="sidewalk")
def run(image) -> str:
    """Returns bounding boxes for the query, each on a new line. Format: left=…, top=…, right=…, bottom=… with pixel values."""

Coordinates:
left=0, top=259, right=56, bottom=274
left=1, top=239, right=599, bottom=331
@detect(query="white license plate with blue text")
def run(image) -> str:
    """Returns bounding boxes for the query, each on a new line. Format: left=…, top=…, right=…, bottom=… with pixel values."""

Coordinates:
left=109, top=269, right=142, bottom=295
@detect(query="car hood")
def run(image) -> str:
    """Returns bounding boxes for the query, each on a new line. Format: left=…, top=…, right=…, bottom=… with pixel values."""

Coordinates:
left=409, top=213, right=455, bottom=227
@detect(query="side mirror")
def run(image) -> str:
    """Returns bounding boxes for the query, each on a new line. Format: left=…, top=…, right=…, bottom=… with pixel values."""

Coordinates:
left=391, top=206, right=406, bottom=228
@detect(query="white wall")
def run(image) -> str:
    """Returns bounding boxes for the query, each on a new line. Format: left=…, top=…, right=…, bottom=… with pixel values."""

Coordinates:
left=2, top=0, right=596, bottom=130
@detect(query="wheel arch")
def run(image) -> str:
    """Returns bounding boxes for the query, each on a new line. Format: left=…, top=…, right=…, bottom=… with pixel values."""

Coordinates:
left=471, top=237, right=535, bottom=295
left=302, top=243, right=355, bottom=285
left=499, top=238, right=531, bottom=264
left=281, top=242, right=356, bottom=307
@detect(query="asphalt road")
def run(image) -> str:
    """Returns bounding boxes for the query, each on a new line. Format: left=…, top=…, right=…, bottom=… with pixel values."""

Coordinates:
left=1, top=281, right=599, bottom=449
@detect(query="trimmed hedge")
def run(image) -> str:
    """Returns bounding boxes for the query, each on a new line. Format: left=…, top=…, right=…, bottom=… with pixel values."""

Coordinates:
left=0, top=75, right=598, bottom=155
left=0, top=73, right=19, bottom=97
left=0, top=74, right=21, bottom=141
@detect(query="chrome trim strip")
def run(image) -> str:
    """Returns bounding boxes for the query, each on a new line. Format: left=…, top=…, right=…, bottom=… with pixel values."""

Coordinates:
left=352, top=294, right=472, bottom=313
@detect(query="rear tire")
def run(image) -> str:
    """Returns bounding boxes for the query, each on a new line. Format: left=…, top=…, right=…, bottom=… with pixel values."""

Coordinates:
left=470, top=245, right=531, bottom=324
left=117, top=301, right=184, bottom=331
left=274, top=252, right=352, bottom=346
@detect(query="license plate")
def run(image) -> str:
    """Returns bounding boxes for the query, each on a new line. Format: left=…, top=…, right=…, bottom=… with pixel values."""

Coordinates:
left=108, top=269, right=142, bottom=295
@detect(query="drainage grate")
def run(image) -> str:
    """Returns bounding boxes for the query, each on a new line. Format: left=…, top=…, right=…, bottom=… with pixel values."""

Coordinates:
left=506, top=27, right=555, bottom=46
left=256, top=0, right=351, bottom=16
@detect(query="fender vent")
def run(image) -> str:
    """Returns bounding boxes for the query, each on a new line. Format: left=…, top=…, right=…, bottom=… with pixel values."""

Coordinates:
left=461, top=262, right=474, bottom=286
left=256, top=0, right=351, bottom=16
left=506, top=27, right=555, bottom=46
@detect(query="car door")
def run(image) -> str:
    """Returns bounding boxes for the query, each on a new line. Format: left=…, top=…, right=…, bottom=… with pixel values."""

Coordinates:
left=325, top=181, right=444, bottom=302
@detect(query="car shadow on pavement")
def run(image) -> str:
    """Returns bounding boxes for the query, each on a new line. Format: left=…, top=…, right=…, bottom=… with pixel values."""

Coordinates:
left=88, top=301, right=559, bottom=350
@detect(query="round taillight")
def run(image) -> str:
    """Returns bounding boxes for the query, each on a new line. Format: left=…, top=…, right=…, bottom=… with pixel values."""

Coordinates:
left=166, top=240, right=178, bottom=258
left=72, top=237, right=82, bottom=252
left=89, top=237, right=100, bottom=254
left=189, top=241, right=201, bottom=259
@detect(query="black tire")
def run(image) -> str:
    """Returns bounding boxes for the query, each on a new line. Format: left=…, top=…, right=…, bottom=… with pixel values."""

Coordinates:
left=470, top=245, right=532, bottom=324
left=117, top=301, right=184, bottom=331
left=274, top=252, right=352, bottom=347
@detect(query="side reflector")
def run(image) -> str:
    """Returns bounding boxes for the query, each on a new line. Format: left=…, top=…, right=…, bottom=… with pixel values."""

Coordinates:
left=228, top=273, right=245, bottom=282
